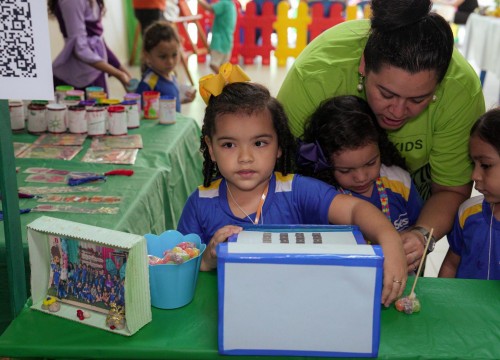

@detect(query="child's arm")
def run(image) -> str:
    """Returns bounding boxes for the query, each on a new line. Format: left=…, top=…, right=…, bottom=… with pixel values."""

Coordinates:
left=438, top=248, right=460, bottom=277
left=200, top=225, right=243, bottom=271
left=328, top=194, right=407, bottom=307
left=197, top=0, right=214, bottom=12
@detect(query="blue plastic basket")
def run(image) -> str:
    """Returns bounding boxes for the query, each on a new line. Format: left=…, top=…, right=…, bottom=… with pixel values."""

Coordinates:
left=145, top=230, right=206, bottom=309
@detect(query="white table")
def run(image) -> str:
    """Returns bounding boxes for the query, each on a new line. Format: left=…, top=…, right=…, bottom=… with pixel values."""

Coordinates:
left=463, top=13, right=500, bottom=101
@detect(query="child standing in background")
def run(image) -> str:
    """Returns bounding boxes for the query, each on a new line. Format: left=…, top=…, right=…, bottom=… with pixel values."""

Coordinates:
left=136, top=21, right=196, bottom=112
left=197, top=0, right=237, bottom=73
left=177, top=74, right=408, bottom=306
left=439, top=108, right=500, bottom=280
left=297, top=96, right=423, bottom=273
left=49, top=0, right=132, bottom=94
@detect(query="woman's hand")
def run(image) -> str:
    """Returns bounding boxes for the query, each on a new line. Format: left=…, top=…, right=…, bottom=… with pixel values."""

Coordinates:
left=400, top=229, right=426, bottom=273
left=200, top=225, right=242, bottom=271
left=116, top=70, right=132, bottom=91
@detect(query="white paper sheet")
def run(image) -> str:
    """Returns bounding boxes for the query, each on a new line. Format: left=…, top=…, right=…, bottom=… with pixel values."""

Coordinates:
left=0, top=0, right=54, bottom=100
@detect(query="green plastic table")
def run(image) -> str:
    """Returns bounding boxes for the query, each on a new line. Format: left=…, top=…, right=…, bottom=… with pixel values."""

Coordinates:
left=0, top=115, right=203, bottom=333
left=0, top=274, right=499, bottom=359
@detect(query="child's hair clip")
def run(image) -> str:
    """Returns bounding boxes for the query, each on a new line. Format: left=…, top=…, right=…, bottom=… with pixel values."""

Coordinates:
left=296, top=139, right=332, bottom=173
left=199, top=63, right=251, bottom=104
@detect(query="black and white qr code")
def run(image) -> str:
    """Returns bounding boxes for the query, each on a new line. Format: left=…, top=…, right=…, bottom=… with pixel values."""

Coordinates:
left=0, top=0, right=37, bottom=78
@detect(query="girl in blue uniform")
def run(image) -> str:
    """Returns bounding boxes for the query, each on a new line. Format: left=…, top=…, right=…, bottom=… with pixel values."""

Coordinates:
left=136, top=21, right=196, bottom=112
left=297, top=96, right=423, bottom=273
left=177, top=75, right=408, bottom=306
left=439, top=108, right=500, bottom=280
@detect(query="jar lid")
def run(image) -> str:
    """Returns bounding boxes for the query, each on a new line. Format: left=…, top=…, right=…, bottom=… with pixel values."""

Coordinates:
left=47, top=103, right=67, bottom=110
left=108, top=105, right=125, bottom=113
left=121, top=100, right=137, bottom=105
left=85, top=86, right=104, bottom=92
left=32, top=100, right=49, bottom=105
left=87, top=106, right=105, bottom=112
left=101, top=99, right=121, bottom=105
left=28, top=103, right=47, bottom=110
left=160, top=95, right=175, bottom=100
left=55, top=85, right=74, bottom=92
left=64, top=95, right=81, bottom=101
left=69, top=104, right=86, bottom=111
left=8, top=100, right=23, bottom=106
left=124, top=92, right=141, bottom=98
left=66, top=89, right=85, bottom=96
left=143, top=91, right=160, bottom=97
left=79, top=100, right=96, bottom=106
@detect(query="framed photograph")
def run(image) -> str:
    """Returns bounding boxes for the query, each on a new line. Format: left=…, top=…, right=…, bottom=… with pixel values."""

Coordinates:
left=47, top=235, right=128, bottom=315
left=27, top=216, right=151, bottom=336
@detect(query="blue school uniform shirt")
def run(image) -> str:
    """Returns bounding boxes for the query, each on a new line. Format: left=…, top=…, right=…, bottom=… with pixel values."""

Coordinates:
left=346, top=165, right=423, bottom=232
left=448, top=195, right=500, bottom=280
left=136, top=68, right=181, bottom=112
left=177, top=172, right=339, bottom=245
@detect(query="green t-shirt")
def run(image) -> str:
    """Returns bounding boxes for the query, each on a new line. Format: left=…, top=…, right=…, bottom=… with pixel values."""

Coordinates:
left=210, top=0, right=236, bottom=54
left=277, top=20, right=485, bottom=197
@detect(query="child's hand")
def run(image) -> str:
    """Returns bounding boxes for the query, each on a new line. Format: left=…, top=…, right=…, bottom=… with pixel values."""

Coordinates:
left=200, top=225, right=242, bottom=271
left=180, top=84, right=196, bottom=104
left=380, top=239, right=408, bottom=307
left=182, top=88, right=196, bottom=104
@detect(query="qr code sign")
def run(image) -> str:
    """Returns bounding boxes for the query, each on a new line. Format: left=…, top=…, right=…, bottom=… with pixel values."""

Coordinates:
left=0, top=0, right=37, bottom=78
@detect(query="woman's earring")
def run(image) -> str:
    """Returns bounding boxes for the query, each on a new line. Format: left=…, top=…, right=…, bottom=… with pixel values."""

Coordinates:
left=357, top=73, right=365, bottom=93
left=432, top=94, right=437, bottom=102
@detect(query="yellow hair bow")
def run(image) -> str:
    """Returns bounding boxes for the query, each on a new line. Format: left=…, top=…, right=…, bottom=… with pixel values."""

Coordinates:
left=199, top=63, right=251, bottom=105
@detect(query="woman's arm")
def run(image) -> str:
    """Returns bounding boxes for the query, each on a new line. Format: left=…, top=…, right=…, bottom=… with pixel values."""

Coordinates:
left=401, top=182, right=471, bottom=271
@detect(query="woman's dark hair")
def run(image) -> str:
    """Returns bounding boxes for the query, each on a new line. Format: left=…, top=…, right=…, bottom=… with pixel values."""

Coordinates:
left=48, top=0, right=104, bottom=15
left=364, top=0, right=453, bottom=83
left=201, top=82, right=296, bottom=187
left=470, top=108, right=500, bottom=155
left=142, top=21, right=180, bottom=53
left=299, top=95, right=407, bottom=187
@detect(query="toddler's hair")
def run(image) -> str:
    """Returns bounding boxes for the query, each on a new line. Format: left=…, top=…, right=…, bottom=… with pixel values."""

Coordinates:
left=201, top=82, right=296, bottom=187
left=300, top=95, right=407, bottom=187
left=470, top=108, right=500, bottom=155
left=142, top=20, right=180, bottom=53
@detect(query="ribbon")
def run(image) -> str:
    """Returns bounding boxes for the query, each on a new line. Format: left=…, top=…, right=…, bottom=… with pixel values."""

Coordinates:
left=296, top=139, right=332, bottom=173
left=199, top=63, right=251, bottom=104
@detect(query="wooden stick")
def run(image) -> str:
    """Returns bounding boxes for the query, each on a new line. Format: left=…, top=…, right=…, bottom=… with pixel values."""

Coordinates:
left=409, top=228, right=434, bottom=298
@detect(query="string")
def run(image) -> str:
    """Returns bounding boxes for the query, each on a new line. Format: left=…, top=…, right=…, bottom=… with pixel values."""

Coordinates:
left=226, top=181, right=269, bottom=225
left=487, top=203, right=495, bottom=280
left=339, top=177, right=391, bottom=222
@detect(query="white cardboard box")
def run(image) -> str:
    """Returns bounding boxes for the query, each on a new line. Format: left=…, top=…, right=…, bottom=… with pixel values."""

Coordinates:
left=27, top=216, right=152, bottom=336
left=217, top=225, right=383, bottom=357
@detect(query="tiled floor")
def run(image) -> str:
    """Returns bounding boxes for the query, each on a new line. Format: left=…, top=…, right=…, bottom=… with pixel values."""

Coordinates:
left=109, top=47, right=498, bottom=278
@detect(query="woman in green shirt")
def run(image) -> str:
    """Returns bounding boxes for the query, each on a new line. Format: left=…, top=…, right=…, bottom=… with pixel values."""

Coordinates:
left=277, top=0, right=485, bottom=274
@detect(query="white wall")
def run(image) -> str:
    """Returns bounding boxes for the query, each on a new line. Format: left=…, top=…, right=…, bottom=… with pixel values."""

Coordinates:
left=48, top=1, right=128, bottom=64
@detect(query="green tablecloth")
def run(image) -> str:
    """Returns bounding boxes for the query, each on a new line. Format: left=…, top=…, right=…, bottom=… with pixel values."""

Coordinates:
left=0, top=274, right=499, bottom=359
left=0, top=115, right=203, bottom=333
